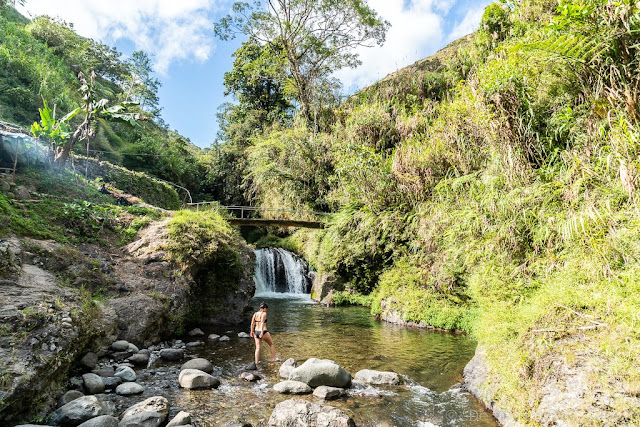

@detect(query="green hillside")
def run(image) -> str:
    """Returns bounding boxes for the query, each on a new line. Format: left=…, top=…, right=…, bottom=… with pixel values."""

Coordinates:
left=235, top=1, right=640, bottom=424
left=0, top=6, right=212, bottom=200
left=1, top=0, right=639, bottom=424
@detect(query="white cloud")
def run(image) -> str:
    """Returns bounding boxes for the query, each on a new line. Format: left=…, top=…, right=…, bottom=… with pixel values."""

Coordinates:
left=334, top=0, right=446, bottom=90
left=334, top=0, right=488, bottom=92
left=447, top=5, right=485, bottom=42
left=18, top=0, right=226, bottom=75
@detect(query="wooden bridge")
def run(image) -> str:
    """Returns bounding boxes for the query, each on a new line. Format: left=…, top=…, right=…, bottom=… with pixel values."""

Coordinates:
left=186, top=203, right=331, bottom=228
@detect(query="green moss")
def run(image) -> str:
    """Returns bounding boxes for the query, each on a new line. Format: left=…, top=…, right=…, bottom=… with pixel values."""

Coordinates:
left=370, top=258, right=476, bottom=332
left=164, top=210, right=249, bottom=322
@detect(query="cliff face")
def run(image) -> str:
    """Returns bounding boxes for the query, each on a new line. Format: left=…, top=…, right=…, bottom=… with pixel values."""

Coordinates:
left=0, top=216, right=255, bottom=422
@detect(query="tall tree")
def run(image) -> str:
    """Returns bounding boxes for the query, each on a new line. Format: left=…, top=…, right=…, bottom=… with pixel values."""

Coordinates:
left=123, top=51, right=162, bottom=118
left=215, top=0, right=389, bottom=123
left=224, top=40, right=291, bottom=122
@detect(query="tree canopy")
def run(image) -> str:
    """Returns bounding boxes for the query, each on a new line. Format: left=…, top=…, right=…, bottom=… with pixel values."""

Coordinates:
left=215, top=0, right=389, bottom=122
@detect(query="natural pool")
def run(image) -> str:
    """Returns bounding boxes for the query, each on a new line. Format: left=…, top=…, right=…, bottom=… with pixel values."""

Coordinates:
left=122, top=294, right=497, bottom=426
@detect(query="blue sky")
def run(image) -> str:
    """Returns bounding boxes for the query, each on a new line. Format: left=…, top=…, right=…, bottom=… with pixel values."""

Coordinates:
left=19, top=0, right=492, bottom=148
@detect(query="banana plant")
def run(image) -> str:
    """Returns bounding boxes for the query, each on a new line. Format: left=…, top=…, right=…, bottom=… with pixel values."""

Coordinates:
left=34, top=70, right=145, bottom=166
left=31, top=99, right=79, bottom=159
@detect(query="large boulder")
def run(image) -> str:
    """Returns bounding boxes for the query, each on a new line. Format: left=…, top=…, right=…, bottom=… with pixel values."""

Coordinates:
left=82, top=373, right=105, bottom=395
left=273, top=381, right=312, bottom=395
left=166, top=411, right=191, bottom=427
left=114, top=366, right=136, bottom=382
left=50, top=396, right=112, bottom=426
left=159, top=348, right=184, bottom=361
left=115, top=382, right=145, bottom=396
left=119, top=396, right=169, bottom=427
left=313, top=386, right=344, bottom=400
left=310, top=273, right=336, bottom=302
left=279, top=358, right=297, bottom=379
left=127, top=353, right=149, bottom=367
left=77, top=415, right=119, bottom=427
left=180, top=358, right=214, bottom=374
left=178, top=369, right=220, bottom=390
left=288, top=358, right=351, bottom=388
left=353, top=369, right=400, bottom=385
left=268, top=399, right=355, bottom=427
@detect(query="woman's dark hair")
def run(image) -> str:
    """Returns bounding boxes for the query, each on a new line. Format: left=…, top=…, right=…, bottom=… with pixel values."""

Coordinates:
left=259, top=302, right=268, bottom=309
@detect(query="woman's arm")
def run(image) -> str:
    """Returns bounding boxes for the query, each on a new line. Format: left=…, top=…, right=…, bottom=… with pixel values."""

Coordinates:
left=250, top=314, right=255, bottom=337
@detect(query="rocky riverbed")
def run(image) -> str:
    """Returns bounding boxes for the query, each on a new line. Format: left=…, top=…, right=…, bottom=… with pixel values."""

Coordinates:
left=0, top=218, right=255, bottom=423
left=16, top=332, right=413, bottom=427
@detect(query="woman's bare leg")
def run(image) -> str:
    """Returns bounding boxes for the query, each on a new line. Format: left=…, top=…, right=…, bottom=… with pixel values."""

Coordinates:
left=254, top=337, right=262, bottom=364
left=263, top=333, right=276, bottom=361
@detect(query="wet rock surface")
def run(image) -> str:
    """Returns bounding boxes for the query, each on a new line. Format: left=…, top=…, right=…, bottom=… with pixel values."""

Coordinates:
left=288, top=358, right=352, bottom=388
left=178, top=369, right=220, bottom=390
left=119, top=396, right=169, bottom=426
left=273, top=380, right=313, bottom=394
left=180, top=358, right=213, bottom=374
left=166, top=411, right=191, bottom=427
left=353, top=369, right=400, bottom=385
left=268, top=399, right=356, bottom=427
left=313, top=386, right=345, bottom=400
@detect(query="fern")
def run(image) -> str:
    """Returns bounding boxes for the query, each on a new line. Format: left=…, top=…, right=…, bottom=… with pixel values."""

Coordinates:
left=518, top=33, right=608, bottom=65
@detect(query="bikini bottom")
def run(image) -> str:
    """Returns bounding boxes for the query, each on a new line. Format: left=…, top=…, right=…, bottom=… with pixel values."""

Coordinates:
left=255, top=330, right=269, bottom=339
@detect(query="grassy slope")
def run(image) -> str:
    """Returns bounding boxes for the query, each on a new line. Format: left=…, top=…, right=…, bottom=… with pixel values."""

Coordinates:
left=0, top=7, right=207, bottom=198
left=0, top=167, right=165, bottom=244
left=280, top=2, right=640, bottom=424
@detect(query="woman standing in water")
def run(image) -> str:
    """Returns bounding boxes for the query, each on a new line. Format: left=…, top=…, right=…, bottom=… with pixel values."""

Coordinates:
left=250, top=302, right=276, bottom=365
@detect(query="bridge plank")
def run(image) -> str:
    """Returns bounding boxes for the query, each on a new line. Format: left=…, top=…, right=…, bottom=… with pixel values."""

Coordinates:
left=226, top=218, right=325, bottom=229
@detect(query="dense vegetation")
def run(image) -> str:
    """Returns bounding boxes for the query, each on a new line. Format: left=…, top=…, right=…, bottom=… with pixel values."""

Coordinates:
left=0, top=6, right=213, bottom=200
left=214, top=0, right=640, bottom=423
left=0, top=167, right=165, bottom=244
left=2, top=0, right=639, bottom=423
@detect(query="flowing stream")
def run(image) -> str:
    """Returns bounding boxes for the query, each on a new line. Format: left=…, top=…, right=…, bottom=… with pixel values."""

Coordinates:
left=110, top=249, right=496, bottom=426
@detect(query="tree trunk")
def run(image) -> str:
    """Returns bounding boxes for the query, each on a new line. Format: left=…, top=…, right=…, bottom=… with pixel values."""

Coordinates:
left=54, top=118, right=88, bottom=167
left=286, top=50, right=313, bottom=123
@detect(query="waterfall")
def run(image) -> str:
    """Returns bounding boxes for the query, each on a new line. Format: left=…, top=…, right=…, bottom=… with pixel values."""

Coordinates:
left=254, top=248, right=314, bottom=295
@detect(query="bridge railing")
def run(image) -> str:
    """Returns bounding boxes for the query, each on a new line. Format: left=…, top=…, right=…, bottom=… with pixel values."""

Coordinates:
left=185, top=202, right=332, bottom=222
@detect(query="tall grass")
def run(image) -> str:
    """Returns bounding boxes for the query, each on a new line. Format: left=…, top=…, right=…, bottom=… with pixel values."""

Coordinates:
left=264, top=1, right=640, bottom=423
